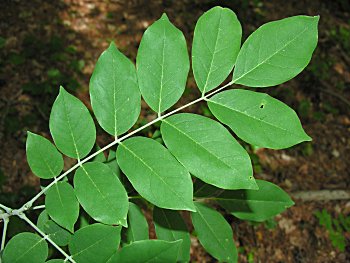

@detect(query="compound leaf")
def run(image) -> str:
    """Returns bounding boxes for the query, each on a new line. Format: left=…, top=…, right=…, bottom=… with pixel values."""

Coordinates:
left=125, top=202, right=149, bottom=243
left=192, top=6, right=242, bottom=93
left=208, top=89, right=311, bottom=149
left=217, top=180, right=294, bottom=222
left=161, top=113, right=256, bottom=190
left=233, top=15, right=319, bottom=87
left=153, top=207, right=191, bottom=262
left=112, top=240, right=182, bottom=263
left=26, top=132, right=63, bottom=179
left=74, top=162, right=128, bottom=226
left=69, top=224, right=121, bottom=263
left=191, top=202, right=237, bottom=263
left=45, top=181, right=79, bottom=233
left=117, top=136, right=195, bottom=211
left=90, top=42, right=141, bottom=137
left=49, top=87, right=96, bottom=159
left=137, top=14, right=189, bottom=113
left=2, top=232, right=48, bottom=263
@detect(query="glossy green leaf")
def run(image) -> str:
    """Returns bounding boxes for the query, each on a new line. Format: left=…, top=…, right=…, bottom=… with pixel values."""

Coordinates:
left=117, top=137, right=195, bottom=211
left=45, top=181, right=79, bottom=232
left=112, top=240, right=182, bottom=263
left=26, top=132, right=63, bottom=179
left=90, top=42, right=141, bottom=137
left=125, top=202, right=149, bottom=243
left=136, top=14, right=189, bottom=113
left=69, top=224, right=121, bottom=263
left=192, top=6, right=242, bottom=93
left=208, top=89, right=311, bottom=149
left=153, top=207, right=190, bottom=262
left=233, top=15, right=319, bottom=87
left=2, top=232, right=48, bottom=263
left=37, top=210, right=71, bottom=246
left=217, top=180, right=294, bottom=222
left=49, top=87, right=96, bottom=159
left=161, top=113, right=256, bottom=190
left=191, top=202, right=237, bottom=263
left=74, top=162, right=128, bottom=226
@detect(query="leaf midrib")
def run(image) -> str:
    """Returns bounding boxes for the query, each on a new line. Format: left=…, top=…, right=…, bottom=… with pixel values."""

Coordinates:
left=233, top=25, right=310, bottom=83
left=163, top=119, right=233, bottom=170
left=202, top=10, right=223, bottom=94
left=157, top=25, right=166, bottom=114
left=120, top=143, right=191, bottom=208
left=143, top=242, right=179, bottom=263
left=80, top=165, right=118, bottom=214
left=61, top=92, right=80, bottom=159
left=195, top=206, right=229, bottom=255
left=216, top=196, right=292, bottom=205
left=208, top=99, right=301, bottom=137
left=14, top=238, right=44, bottom=262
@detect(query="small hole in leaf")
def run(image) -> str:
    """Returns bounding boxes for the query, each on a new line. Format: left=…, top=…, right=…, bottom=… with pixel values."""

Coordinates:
left=249, top=176, right=253, bottom=179
left=260, top=104, right=264, bottom=109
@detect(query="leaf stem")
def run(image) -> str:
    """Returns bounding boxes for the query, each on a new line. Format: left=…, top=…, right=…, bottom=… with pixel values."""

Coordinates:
left=19, top=213, right=76, bottom=263
left=18, top=80, right=234, bottom=213
left=1, top=216, right=9, bottom=252
left=0, top=204, right=11, bottom=213
left=32, top=205, right=46, bottom=210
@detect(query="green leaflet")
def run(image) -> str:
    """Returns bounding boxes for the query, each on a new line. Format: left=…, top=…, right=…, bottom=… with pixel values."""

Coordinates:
left=191, top=202, right=237, bottom=263
left=217, top=180, right=294, bottom=222
left=233, top=15, right=319, bottom=87
left=161, top=113, right=257, bottom=190
left=110, top=240, right=182, bottom=263
left=2, top=232, right=48, bottom=263
left=192, top=6, right=242, bottom=93
left=74, top=162, right=128, bottom=226
left=37, top=210, right=71, bottom=246
left=93, top=145, right=106, bottom=162
left=194, top=179, right=223, bottom=198
left=208, top=89, right=311, bottom=149
left=136, top=14, right=189, bottom=113
left=69, top=224, right=121, bottom=263
left=153, top=207, right=191, bottom=262
left=49, top=87, right=96, bottom=159
left=46, top=260, right=65, bottom=263
left=90, top=42, right=141, bottom=137
left=45, top=181, right=79, bottom=233
left=106, top=149, right=121, bottom=178
left=26, top=132, right=63, bottom=179
left=125, top=202, right=149, bottom=243
left=117, top=137, right=195, bottom=211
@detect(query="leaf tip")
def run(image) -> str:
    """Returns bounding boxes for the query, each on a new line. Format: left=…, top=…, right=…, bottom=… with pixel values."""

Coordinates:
left=248, top=176, right=259, bottom=190
left=160, top=13, right=169, bottom=21
left=27, top=131, right=34, bottom=137
left=108, top=41, right=117, bottom=51
left=59, top=85, right=67, bottom=95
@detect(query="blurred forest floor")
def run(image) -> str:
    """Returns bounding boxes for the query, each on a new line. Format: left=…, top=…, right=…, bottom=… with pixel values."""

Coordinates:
left=0, top=0, right=349, bottom=262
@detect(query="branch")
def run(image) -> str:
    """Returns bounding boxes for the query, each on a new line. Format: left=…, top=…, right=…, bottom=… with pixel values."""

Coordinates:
left=18, top=213, right=76, bottom=263
left=292, top=190, right=350, bottom=201
left=1, top=216, right=9, bottom=252
left=0, top=204, right=11, bottom=213
left=18, top=80, right=234, bottom=213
